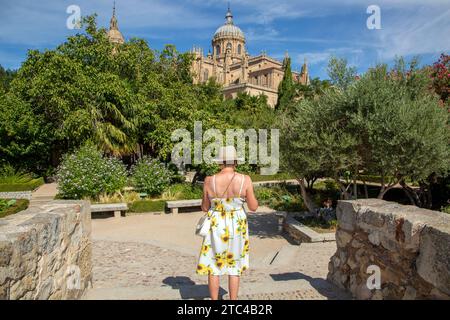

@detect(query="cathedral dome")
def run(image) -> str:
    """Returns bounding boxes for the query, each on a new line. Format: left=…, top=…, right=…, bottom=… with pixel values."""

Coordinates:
left=213, top=8, right=245, bottom=41
left=108, top=3, right=124, bottom=44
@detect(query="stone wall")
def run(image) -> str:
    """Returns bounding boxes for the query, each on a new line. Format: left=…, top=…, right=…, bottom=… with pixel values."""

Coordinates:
left=328, top=199, right=450, bottom=300
left=0, top=191, right=32, bottom=200
left=0, top=201, right=92, bottom=299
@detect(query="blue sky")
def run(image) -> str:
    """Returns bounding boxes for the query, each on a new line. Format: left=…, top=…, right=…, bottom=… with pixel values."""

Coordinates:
left=0, top=0, right=449, bottom=80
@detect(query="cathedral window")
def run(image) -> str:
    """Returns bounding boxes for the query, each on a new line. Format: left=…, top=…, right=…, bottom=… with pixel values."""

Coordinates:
left=216, top=45, right=221, bottom=55
left=238, top=44, right=242, bottom=55
left=203, top=69, right=209, bottom=82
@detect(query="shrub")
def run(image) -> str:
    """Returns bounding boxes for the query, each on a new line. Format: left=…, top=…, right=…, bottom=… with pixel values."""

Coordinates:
left=442, top=205, right=450, bottom=214
left=56, top=144, right=127, bottom=200
left=130, top=156, right=171, bottom=196
left=0, top=165, right=33, bottom=183
left=254, top=186, right=305, bottom=212
left=96, top=191, right=141, bottom=204
left=161, top=183, right=203, bottom=200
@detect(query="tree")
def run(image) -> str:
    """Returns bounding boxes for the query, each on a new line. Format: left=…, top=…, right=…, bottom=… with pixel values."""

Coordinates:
left=0, top=65, right=16, bottom=92
left=355, top=61, right=449, bottom=201
left=281, top=57, right=450, bottom=211
left=276, top=56, right=295, bottom=109
left=279, top=87, right=360, bottom=212
left=327, top=57, right=357, bottom=91
left=1, top=15, right=225, bottom=172
left=294, top=77, right=331, bottom=101
left=430, top=53, right=450, bottom=104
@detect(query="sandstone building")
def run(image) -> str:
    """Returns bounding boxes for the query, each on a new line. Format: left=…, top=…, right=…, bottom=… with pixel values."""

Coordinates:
left=107, top=5, right=310, bottom=107
left=191, top=7, right=310, bottom=107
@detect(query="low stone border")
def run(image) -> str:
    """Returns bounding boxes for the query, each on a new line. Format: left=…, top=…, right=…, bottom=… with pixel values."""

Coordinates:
left=0, top=191, right=32, bottom=200
left=283, top=215, right=336, bottom=244
left=125, top=211, right=165, bottom=216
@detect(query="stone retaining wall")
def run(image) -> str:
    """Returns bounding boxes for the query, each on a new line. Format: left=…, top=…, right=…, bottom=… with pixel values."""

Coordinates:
left=283, top=216, right=335, bottom=243
left=0, top=191, right=32, bottom=200
left=327, top=199, right=450, bottom=300
left=0, top=201, right=92, bottom=299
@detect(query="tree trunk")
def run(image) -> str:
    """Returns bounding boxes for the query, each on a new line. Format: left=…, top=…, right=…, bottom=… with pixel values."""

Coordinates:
left=335, top=178, right=352, bottom=200
left=297, top=178, right=318, bottom=214
left=361, top=177, right=369, bottom=199
left=400, top=180, right=421, bottom=207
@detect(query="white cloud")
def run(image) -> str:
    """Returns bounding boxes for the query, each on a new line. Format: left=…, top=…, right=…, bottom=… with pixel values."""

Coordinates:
left=375, top=8, right=450, bottom=59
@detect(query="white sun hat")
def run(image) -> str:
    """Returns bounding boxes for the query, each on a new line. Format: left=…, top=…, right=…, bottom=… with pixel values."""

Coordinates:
left=214, top=146, right=244, bottom=163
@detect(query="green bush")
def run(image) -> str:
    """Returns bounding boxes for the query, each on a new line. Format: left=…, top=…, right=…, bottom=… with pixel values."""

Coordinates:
left=0, top=164, right=44, bottom=191
left=254, top=186, right=305, bottom=212
left=129, top=200, right=166, bottom=213
left=56, top=144, right=127, bottom=200
left=0, top=164, right=33, bottom=183
left=162, top=183, right=203, bottom=200
left=130, top=156, right=171, bottom=196
left=0, top=199, right=29, bottom=218
left=442, top=205, right=450, bottom=214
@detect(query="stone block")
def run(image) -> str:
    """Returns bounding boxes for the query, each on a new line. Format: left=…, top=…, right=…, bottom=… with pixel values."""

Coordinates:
left=336, top=200, right=358, bottom=231
left=416, top=226, right=450, bottom=296
left=0, top=201, right=92, bottom=300
left=368, top=231, right=381, bottom=246
left=336, top=229, right=353, bottom=248
left=332, top=199, right=450, bottom=300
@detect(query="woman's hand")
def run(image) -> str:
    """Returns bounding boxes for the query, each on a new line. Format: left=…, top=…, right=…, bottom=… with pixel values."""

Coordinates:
left=201, top=176, right=212, bottom=212
left=244, top=175, right=258, bottom=212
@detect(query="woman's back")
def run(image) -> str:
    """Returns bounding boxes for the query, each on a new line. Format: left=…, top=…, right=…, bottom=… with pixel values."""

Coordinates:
left=208, top=172, right=246, bottom=199
left=202, top=170, right=258, bottom=212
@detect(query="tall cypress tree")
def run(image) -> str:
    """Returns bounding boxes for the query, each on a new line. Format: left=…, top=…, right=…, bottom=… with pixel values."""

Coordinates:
left=276, top=56, right=295, bottom=109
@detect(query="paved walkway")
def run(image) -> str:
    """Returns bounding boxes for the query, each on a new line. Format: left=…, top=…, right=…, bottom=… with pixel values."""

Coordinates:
left=85, top=209, right=350, bottom=300
left=29, top=183, right=58, bottom=208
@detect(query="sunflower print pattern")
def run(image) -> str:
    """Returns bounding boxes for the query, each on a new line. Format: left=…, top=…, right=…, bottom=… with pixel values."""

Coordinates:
left=197, top=197, right=250, bottom=276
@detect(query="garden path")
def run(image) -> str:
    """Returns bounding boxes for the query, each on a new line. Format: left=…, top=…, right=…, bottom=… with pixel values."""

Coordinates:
left=29, top=183, right=57, bottom=208
left=84, top=208, right=350, bottom=300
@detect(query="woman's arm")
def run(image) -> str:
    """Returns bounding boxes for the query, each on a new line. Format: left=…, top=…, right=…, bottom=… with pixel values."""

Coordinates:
left=245, top=175, right=258, bottom=212
left=201, top=176, right=211, bottom=212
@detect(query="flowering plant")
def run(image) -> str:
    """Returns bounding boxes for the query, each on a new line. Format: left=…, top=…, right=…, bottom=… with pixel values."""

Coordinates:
left=130, top=156, right=171, bottom=196
left=56, top=144, right=127, bottom=199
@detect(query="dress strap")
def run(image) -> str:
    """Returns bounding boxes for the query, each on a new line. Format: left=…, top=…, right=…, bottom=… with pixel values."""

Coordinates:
left=239, top=174, right=245, bottom=197
left=212, top=175, right=217, bottom=197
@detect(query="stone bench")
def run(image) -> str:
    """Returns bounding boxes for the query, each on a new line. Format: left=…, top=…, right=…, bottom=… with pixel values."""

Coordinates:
left=166, top=199, right=202, bottom=215
left=91, top=203, right=128, bottom=218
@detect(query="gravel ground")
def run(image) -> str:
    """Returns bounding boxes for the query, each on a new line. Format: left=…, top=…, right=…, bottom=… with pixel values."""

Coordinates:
left=91, top=239, right=349, bottom=300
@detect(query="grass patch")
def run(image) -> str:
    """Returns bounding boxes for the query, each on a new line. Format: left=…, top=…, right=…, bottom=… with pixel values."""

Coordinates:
left=128, top=200, right=166, bottom=213
left=0, top=177, right=45, bottom=192
left=0, top=199, right=29, bottom=218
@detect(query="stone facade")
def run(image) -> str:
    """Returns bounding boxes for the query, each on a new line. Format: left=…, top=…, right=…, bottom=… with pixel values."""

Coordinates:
left=328, top=199, right=450, bottom=300
left=191, top=7, right=310, bottom=107
left=0, top=201, right=92, bottom=300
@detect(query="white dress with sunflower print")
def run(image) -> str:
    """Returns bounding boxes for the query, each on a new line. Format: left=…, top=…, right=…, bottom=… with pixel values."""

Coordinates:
left=196, top=179, right=249, bottom=276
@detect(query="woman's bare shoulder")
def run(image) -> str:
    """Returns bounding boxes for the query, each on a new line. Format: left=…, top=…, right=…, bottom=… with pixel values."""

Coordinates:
left=204, top=176, right=212, bottom=184
left=242, top=174, right=253, bottom=184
